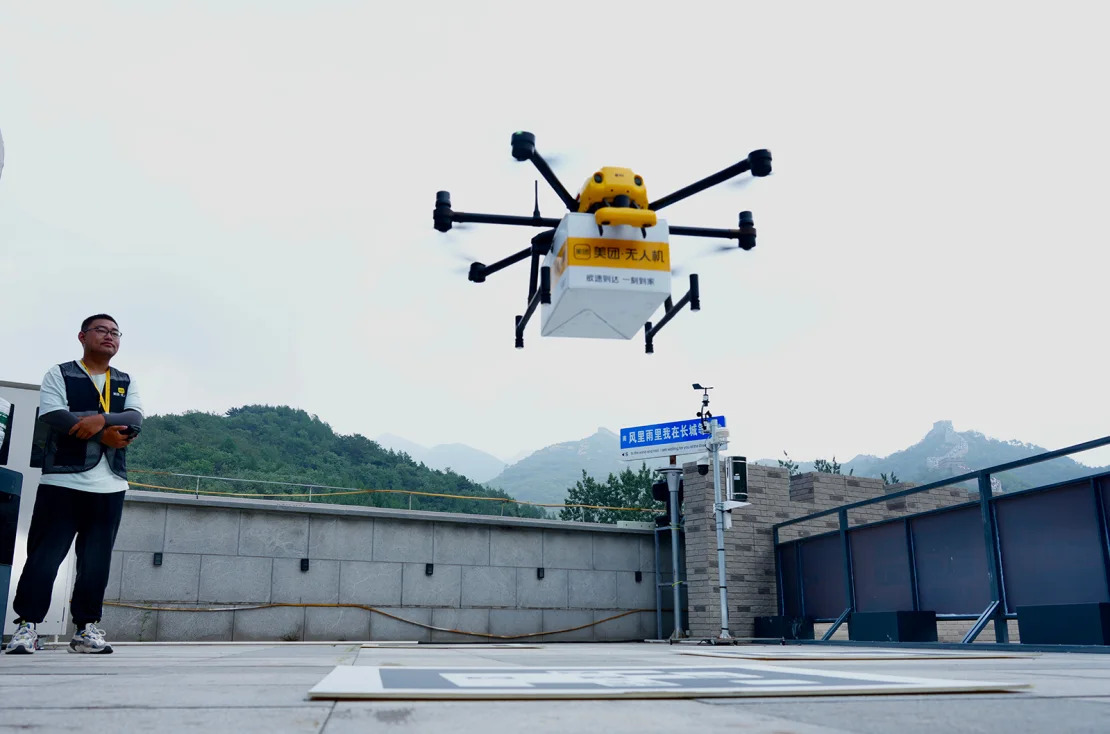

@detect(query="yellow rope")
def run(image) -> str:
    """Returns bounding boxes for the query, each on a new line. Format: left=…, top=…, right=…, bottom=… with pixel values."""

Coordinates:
left=103, top=601, right=649, bottom=640
left=126, top=475, right=657, bottom=514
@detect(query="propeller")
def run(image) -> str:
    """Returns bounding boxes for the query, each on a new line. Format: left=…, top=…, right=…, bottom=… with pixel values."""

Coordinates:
left=726, top=174, right=759, bottom=190
left=442, top=241, right=479, bottom=273
left=671, top=244, right=737, bottom=276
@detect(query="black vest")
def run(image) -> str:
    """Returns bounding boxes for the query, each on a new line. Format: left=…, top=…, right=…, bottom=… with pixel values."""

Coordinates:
left=40, top=361, right=132, bottom=479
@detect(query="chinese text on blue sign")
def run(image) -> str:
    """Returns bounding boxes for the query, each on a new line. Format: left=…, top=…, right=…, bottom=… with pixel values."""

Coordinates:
left=619, top=416, right=726, bottom=461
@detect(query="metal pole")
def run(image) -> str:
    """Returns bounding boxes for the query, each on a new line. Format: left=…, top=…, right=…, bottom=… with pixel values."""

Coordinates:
left=195, top=476, right=200, bottom=500
left=662, top=467, right=685, bottom=639
left=773, top=526, right=783, bottom=616
left=839, top=509, right=855, bottom=612
left=654, top=525, right=663, bottom=639
left=710, top=428, right=731, bottom=639
left=977, top=471, right=1009, bottom=642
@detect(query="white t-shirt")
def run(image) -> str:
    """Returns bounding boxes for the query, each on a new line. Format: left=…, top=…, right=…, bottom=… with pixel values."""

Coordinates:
left=39, top=363, right=144, bottom=494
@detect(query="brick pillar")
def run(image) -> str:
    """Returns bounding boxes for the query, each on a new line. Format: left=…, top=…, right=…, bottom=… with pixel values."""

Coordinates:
left=681, top=461, right=790, bottom=638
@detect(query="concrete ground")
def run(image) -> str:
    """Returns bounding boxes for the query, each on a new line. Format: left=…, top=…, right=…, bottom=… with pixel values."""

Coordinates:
left=2, top=641, right=1109, bottom=733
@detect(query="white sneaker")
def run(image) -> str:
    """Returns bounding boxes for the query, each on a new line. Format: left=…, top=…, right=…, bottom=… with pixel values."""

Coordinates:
left=5, top=621, right=39, bottom=654
left=68, top=623, right=113, bottom=654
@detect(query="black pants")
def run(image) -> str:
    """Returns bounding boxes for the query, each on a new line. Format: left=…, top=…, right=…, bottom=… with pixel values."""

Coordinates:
left=12, top=484, right=125, bottom=627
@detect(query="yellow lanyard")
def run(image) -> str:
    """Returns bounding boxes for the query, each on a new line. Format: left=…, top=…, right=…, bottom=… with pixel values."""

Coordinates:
left=79, top=361, right=111, bottom=413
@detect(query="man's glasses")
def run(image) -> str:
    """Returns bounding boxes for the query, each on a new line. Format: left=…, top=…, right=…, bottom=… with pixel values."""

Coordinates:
left=84, top=327, right=123, bottom=338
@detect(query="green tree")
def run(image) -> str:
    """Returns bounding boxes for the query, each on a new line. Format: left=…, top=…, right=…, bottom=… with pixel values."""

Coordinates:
left=559, top=465, right=663, bottom=524
left=778, top=451, right=800, bottom=477
left=125, top=405, right=544, bottom=518
left=813, top=456, right=852, bottom=475
left=881, top=472, right=901, bottom=485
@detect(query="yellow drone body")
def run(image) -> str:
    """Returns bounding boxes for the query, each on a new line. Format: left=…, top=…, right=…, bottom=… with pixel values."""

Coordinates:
left=576, top=167, right=658, bottom=230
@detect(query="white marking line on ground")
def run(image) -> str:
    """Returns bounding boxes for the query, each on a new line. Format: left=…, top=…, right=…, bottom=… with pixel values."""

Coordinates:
left=308, top=663, right=1031, bottom=700
left=51, top=641, right=364, bottom=647
left=680, top=649, right=1038, bottom=661
left=360, top=643, right=542, bottom=649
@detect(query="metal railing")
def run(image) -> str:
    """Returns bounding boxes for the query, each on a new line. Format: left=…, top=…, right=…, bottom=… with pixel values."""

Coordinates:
left=126, top=468, right=659, bottom=523
left=772, top=435, right=1110, bottom=643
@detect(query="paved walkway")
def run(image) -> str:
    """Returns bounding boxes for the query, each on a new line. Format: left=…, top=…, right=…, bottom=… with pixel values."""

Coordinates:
left=2, top=642, right=1109, bottom=732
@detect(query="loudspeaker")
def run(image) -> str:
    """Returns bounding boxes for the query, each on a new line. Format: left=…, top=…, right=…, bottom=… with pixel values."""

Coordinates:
left=1017, top=603, right=1110, bottom=645
left=848, top=610, right=938, bottom=642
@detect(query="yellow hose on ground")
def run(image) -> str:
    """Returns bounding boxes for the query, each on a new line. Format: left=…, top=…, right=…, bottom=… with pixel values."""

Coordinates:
left=103, top=601, right=651, bottom=640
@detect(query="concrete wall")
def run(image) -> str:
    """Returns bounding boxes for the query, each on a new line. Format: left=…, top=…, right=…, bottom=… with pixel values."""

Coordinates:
left=103, top=491, right=657, bottom=642
left=682, top=462, right=973, bottom=640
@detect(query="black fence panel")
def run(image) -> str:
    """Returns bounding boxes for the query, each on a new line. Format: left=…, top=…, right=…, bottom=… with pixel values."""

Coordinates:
left=773, top=444, right=1110, bottom=628
left=779, top=542, right=802, bottom=617
left=850, top=521, right=913, bottom=612
left=911, top=505, right=990, bottom=615
left=1102, top=475, right=1110, bottom=541
left=995, top=482, right=1109, bottom=613
left=800, top=533, right=846, bottom=619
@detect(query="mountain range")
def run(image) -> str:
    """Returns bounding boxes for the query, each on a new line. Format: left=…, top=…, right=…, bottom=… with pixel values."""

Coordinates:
left=756, top=420, right=1106, bottom=493
left=380, top=421, right=1107, bottom=506
left=126, top=406, right=543, bottom=518
left=482, top=428, right=668, bottom=506
left=374, top=433, right=509, bottom=484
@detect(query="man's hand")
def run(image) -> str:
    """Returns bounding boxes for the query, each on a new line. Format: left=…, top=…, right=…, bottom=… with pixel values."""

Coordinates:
left=69, top=414, right=107, bottom=440
left=100, top=426, right=135, bottom=449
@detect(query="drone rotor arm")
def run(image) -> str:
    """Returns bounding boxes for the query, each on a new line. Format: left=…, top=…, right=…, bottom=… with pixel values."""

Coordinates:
left=450, top=211, right=562, bottom=229
left=511, top=131, right=578, bottom=211
left=669, top=211, right=758, bottom=250
left=648, top=149, right=772, bottom=211
left=468, top=246, right=533, bottom=283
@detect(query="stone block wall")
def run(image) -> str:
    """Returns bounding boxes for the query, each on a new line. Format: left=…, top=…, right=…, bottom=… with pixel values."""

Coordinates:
left=102, top=491, right=656, bottom=643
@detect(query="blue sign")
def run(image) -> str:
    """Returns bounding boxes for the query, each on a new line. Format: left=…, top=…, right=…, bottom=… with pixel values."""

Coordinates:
left=619, top=416, right=726, bottom=460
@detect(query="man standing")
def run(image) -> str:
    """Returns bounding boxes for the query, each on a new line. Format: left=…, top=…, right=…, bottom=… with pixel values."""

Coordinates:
left=5, top=314, right=143, bottom=654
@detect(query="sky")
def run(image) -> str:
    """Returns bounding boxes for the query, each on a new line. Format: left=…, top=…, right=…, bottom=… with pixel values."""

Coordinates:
left=2, top=1, right=1108, bottom=468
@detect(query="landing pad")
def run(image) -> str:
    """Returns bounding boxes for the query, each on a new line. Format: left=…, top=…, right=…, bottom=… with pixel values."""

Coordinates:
left=682, top=648, right=1038, bottom=661
left=308, top=664, right=1028, bottom=700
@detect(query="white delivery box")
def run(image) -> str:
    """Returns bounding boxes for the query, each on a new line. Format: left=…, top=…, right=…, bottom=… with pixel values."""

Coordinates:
left=541, top=213, right=671, bottom=340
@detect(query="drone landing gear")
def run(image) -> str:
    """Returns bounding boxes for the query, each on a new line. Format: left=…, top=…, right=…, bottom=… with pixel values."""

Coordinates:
left=644, top=274, right=700, bottom=354
left=514, top=231, right=555, bottom=348
left=514, top=265, right=552, bottom=349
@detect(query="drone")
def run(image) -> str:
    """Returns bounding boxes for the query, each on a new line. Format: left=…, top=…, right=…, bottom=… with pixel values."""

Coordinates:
left=433, top=131, right=772, bottom=353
